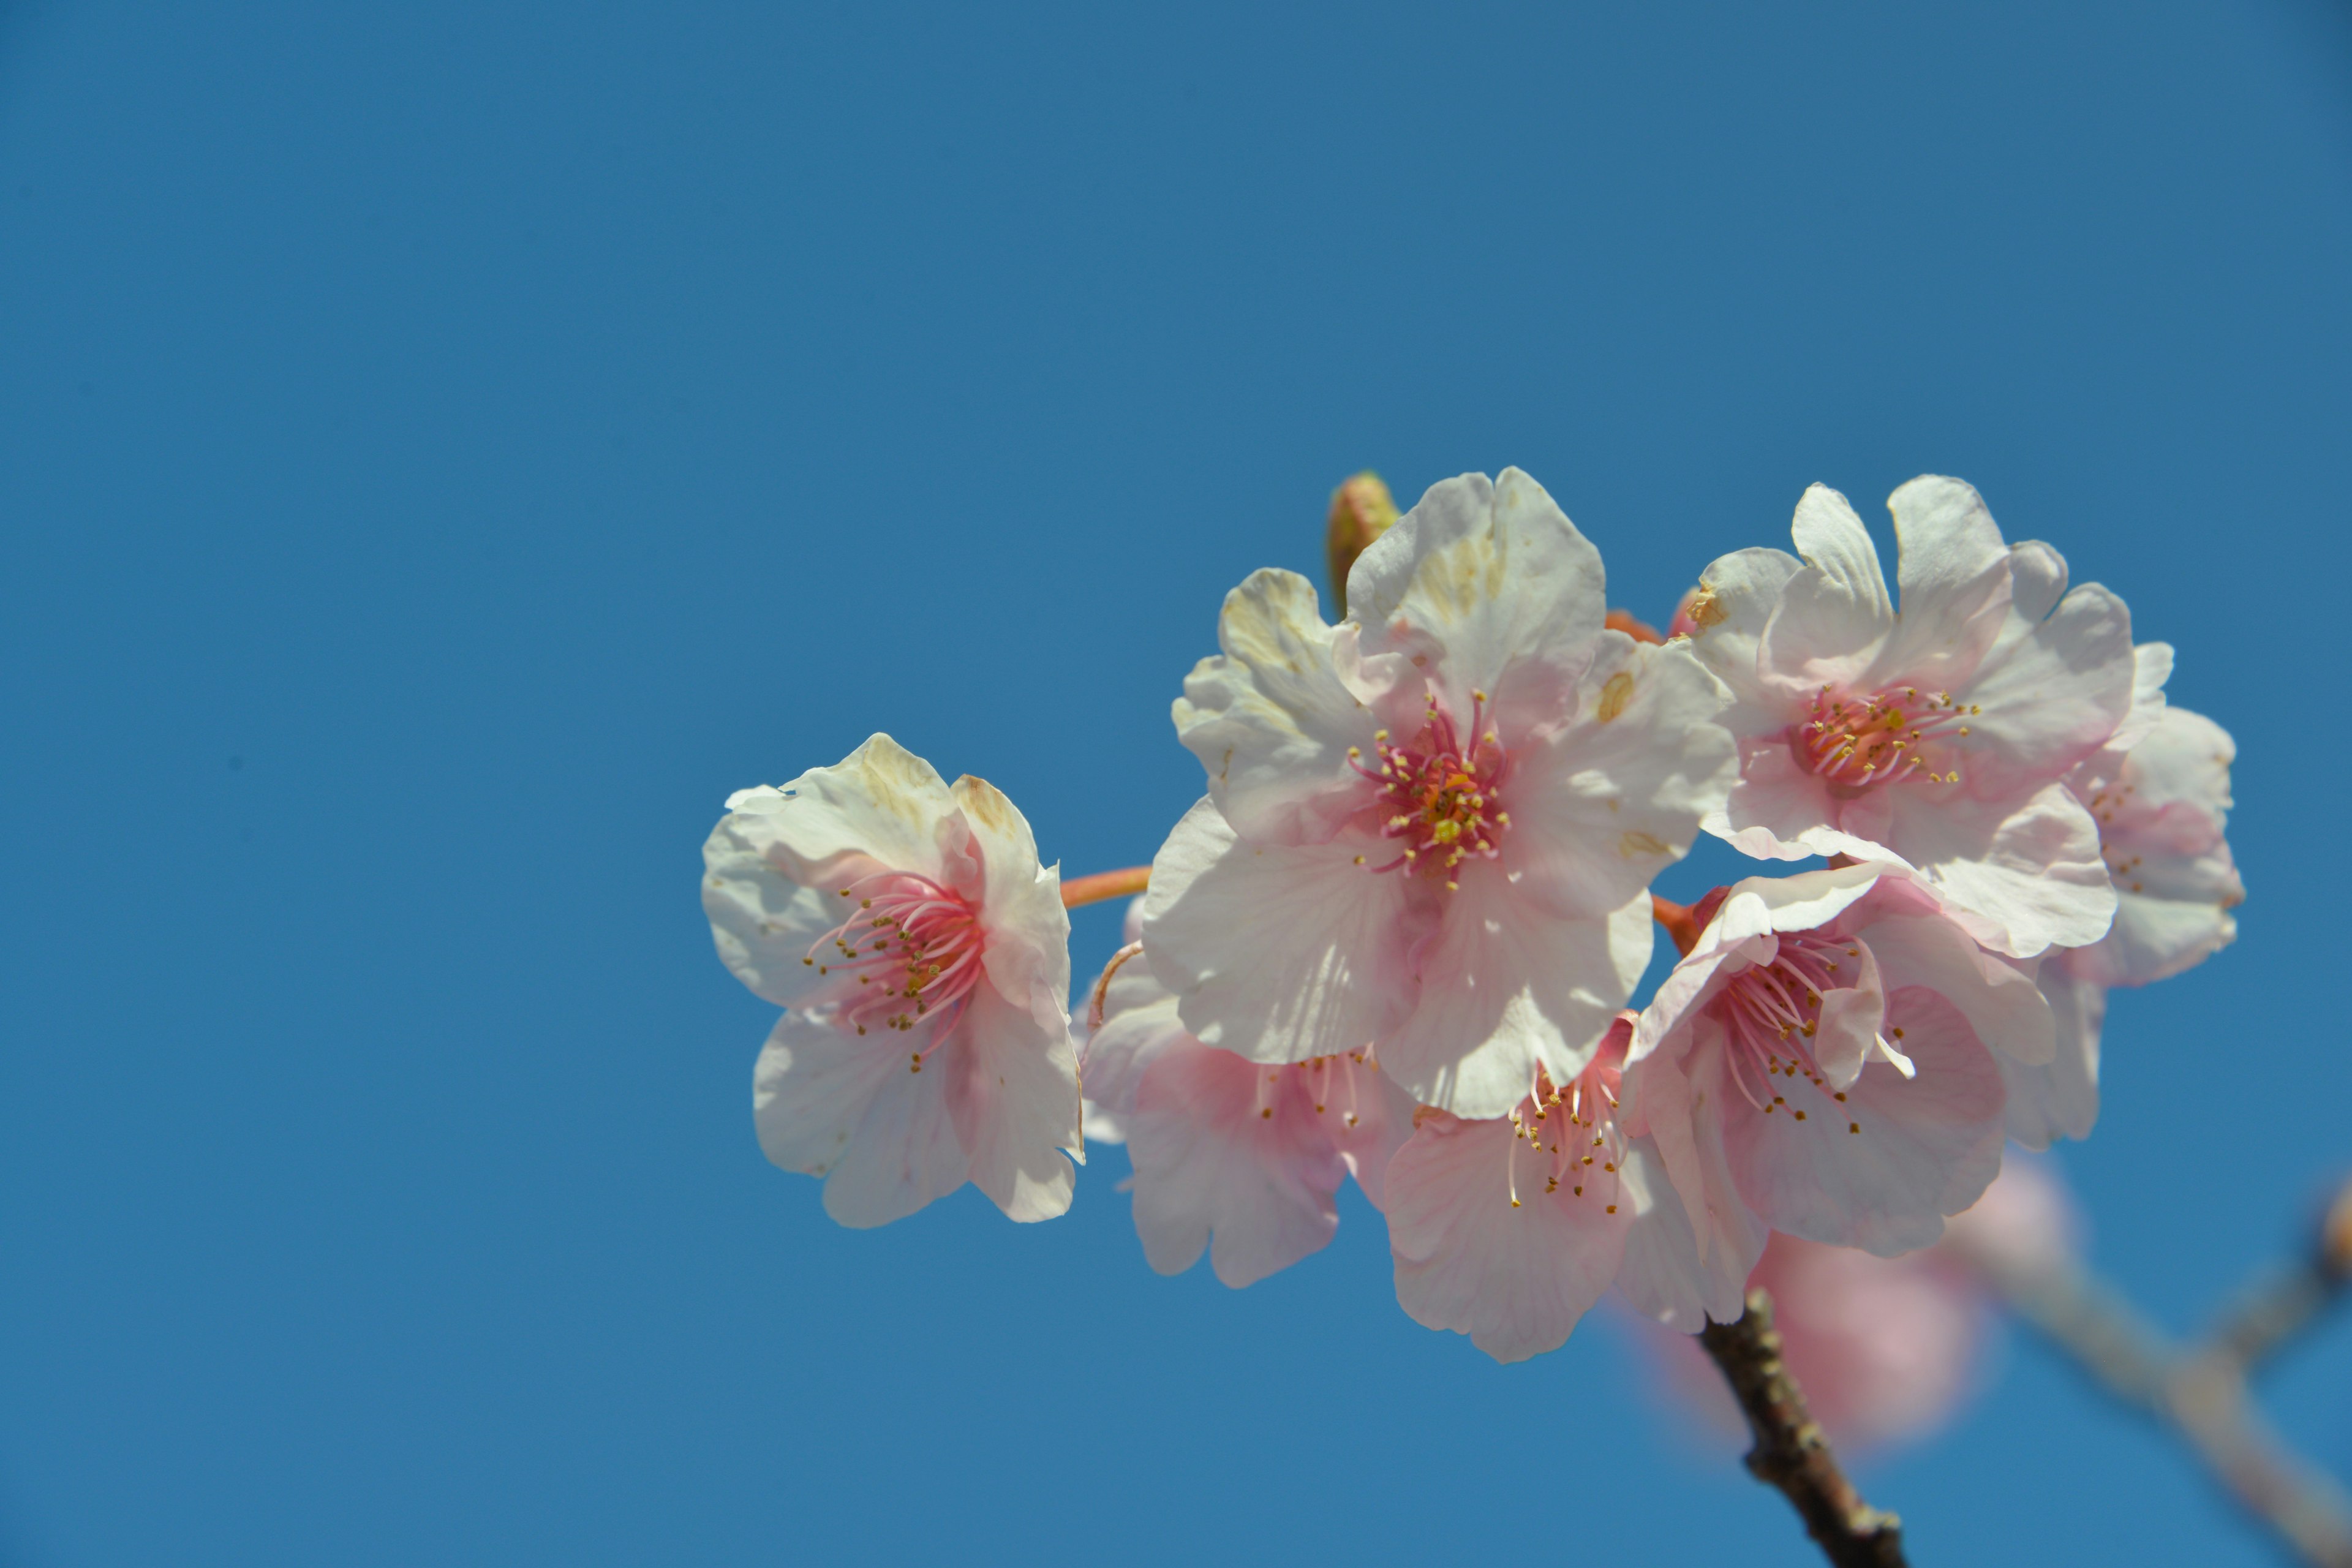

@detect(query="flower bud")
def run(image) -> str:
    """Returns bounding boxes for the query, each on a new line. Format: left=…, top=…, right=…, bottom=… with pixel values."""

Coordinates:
left=2321, top=1174, right=2352, bottom=1282
left=1325, top=471, right=1398, bottom=617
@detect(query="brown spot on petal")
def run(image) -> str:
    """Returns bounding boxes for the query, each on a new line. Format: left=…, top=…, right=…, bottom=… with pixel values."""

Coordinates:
left=1685, top=587, right=1727, bottom=629
left=1619, top=831, right=1670, bottom=858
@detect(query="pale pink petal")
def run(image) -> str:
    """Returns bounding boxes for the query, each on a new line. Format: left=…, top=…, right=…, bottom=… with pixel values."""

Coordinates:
left=2000, top=960, right=2103, bottom=1148
left=1172, top=568, right=1383, bottom=846
left=1873, top=475, right=2013, bottom=692
left=1887, top=780, right=2115, bottom=957
left=1721, top=987, right=2007, bottom=1256
left=1329, top=1069, right=1420, bottom=1212
left=950, top=979, right=1081, bottom=1222
left=1501, top=635, right=1738, bottom=920
left=1386, top=1110, right=1632, bottom=1363
left=1855, top=908, right=2056, bottom=1066
left=754, top=1009, right=970, bottom=1230
left=1613, top=1133, right=1762, bottom=1332
left=1078, top=951, right=1187, bottom=1123
left=1379, top=881, right=1650, bottom=1119
left=1143, top=797, right=1427, bottom=1063
left=1348, top=468, right=1607, bottom=731
left=1622, top=1019, right=1768, bottom=1289
left=1684, top=546, right=1804, bottom=723
left=1758, top=484, right=1894, bottom=694
left=951, top=774, right=1073, bottom=1030
left=1126, top=1042, right=1356, bottom=1286
left=1751, top=1234, right=1983, bottom=1451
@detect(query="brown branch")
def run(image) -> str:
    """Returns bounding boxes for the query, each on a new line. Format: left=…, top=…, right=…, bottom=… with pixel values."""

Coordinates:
left=1698, top=1289, right=1909, bottom=1567
left=1948, top=1178, right=2352, bottom=1568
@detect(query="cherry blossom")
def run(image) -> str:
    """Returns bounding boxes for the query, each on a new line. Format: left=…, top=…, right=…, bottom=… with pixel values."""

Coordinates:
left=1386, top=1015, right=1725, bottom=1361
left=2003, top=681, right=2242, bottom=1147
left=1081, top=942, right=1416, bottom=1287
left=1143, top=467, right=1739, bottom=1118
left=702, top=733, right=1082, bottom=1227
left=1626, top=864, right=2049, bottom=1290
left=1684, top=478, right=2142, bottom=957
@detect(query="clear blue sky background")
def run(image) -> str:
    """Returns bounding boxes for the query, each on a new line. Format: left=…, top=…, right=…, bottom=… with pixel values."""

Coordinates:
left=2, top=2, right=2348, bottom=1564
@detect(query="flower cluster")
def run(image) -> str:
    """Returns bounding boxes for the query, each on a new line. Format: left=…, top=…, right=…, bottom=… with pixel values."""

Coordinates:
left=701, top=466, right=2240, bottom=1374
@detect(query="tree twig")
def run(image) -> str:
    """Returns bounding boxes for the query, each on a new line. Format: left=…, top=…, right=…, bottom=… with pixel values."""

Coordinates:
left=1949, top=1176, right=2352, bottom=1568
left=1698, top=1289, right=1909, bottom=1568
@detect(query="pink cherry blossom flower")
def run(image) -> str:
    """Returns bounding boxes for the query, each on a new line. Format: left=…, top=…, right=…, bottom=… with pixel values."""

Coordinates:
left=1386, top=1015, right=1722, bottom=1362
left=1626, top=864, right=2051, bottom=1305
left=2003, top=679, right=2242, bottom=1147
left=1684, top=478, right=2142, bottom=957
left=1143, top=468, right=1739, bottom=1118
left=701, top=733, right=1082, bottom=1228
left=1080, top=943, right=1417, bottom=1287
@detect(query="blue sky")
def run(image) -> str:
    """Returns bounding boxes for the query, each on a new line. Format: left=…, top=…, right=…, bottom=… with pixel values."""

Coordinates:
left=2, top=2, right=2348, bottom=1563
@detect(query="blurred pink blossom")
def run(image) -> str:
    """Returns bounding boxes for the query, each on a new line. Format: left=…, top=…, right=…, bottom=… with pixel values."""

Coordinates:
left=1642, top=1157, right=2078, bottom=1453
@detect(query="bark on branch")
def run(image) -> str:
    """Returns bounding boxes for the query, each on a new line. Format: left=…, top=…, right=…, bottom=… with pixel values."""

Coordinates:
left=1698, top=1289, right=1909, bottom=1568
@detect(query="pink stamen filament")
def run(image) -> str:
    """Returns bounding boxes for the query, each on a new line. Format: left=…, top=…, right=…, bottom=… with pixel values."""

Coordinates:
left=804, top=871, right=987, bottom=1050
left=1504, top=1052, right=1625, bottom=1209
left=1793, top=684, right=1976, bottom=790
left=1348, top=689, right=1509, bottom=887
left=1709, top=931, right=1871, bottom=1133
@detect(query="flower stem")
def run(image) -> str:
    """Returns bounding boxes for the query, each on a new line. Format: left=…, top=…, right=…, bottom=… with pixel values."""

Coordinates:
left=1653, top=894, right=1702, bottom=957
left=1061, top=865, right=1150, bottom=910
left=1697, top=1289, right=1909, bottom=1567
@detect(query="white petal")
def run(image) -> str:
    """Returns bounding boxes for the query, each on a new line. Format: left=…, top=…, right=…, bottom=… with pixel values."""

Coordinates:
left=1171, top=568, right=1383, bottom=845
left=951, top=980, right=1080, bottom=1223
left=1385, top=1110, right=1631, bottom=1363
left=2105, top=641, right=2174, bottom=756
left=1348, top=469, right=1607, bottom=728
left=1502, top=635, right=1738, bottom=920
left=1886, top=781, right=2116, bottom=957
left=1684, top=546, right=1804, bottom=723
left=1875, top=475, right=2013, bottom=693
left=1706, top=737, right=1885, bottom=864
left=702, top=824, right=850, bottom=1008
left=1959, top=582, right=2138, bottom=799
left=2005, top=540, right=2070, bottom=621
left=1379, top=882, right=1649, bottom=1119
left=728, top=733, right=959, bottom=886
left=753, top=1009, right=970, bottom=1229
left=1759, top=484, right=1894, bottom=692
left=1143, top=798, right=1427, bottom=1064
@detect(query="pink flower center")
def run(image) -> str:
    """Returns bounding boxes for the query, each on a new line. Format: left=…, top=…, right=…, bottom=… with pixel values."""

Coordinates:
left=1349, top=691, right=1509, bottom=889
left=1709, top=930, right=1870, bottom=1134
left=1792, top=684, right=1977, bottom=791
left=805, top=871, right=986, bottom=1060
left=1504, top=1053, right=1625, bottom=1212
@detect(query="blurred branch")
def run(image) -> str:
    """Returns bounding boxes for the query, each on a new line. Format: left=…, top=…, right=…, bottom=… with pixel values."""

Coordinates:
left=1698, top=1289, right=1909, bottom=1568
left=1950, top=1176, right=2352, bottom=1568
